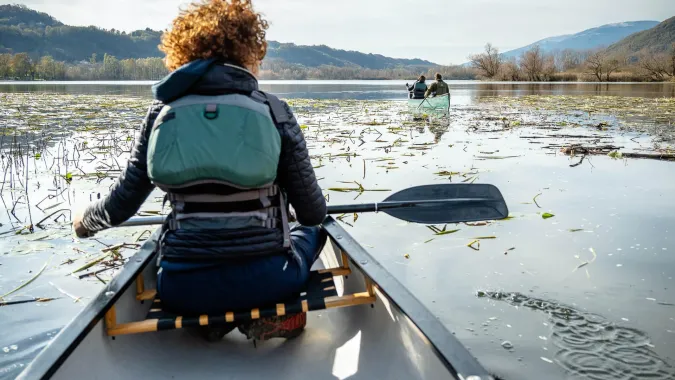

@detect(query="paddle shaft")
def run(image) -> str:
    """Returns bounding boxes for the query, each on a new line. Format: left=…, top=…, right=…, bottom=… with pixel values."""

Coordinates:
left=120, top=197, right=493, bottom=227
left=328, top=198, right=489, bottom=214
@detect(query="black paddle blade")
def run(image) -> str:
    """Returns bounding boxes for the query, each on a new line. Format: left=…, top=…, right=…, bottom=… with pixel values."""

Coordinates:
left=382, top=184, right=509, bottom=224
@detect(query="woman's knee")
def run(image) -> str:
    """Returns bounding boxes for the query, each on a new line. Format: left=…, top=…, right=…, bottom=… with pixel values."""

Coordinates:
left=291, top=225, right=328, bottom=264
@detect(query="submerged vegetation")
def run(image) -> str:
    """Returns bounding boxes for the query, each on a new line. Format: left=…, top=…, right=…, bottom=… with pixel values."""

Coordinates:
left=0, top=91, right=672, bottom=284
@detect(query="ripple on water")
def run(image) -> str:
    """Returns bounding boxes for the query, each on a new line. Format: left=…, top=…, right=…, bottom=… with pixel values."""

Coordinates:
left=478, top=291, right=675, bottom=380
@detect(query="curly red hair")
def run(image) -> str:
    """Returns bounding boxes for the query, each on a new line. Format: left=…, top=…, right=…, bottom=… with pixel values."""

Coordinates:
left=160, top=0, right=268, bottom=71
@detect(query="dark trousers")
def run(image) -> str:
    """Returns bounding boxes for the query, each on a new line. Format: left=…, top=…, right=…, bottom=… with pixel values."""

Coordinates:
left=157, top=225, right=327, bottom=316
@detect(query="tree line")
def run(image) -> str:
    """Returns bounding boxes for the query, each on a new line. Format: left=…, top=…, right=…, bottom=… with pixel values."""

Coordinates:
left=0, top=53, right=167, bottom=81
left=259, top=60, right=476, bottom=80
left=469, top=43, right=675, bottom=82
left=0, top=52, right=477, bottom=81
left=10, top=45, right=673, bottom=82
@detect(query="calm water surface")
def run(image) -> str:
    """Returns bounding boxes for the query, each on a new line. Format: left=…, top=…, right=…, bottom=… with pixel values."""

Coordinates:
left=0, top=81, right=674, bottom=380
left=2, top=80, right=675, bottom=100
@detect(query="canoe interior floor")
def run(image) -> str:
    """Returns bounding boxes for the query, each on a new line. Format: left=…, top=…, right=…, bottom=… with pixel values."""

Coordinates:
left=53, top=292, right=450, bottom=380
left=49, top=242, right=454, bottom=380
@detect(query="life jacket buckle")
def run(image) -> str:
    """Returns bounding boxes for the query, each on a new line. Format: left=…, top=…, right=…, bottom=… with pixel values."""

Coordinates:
left=204, top=104, right=219, bottom=120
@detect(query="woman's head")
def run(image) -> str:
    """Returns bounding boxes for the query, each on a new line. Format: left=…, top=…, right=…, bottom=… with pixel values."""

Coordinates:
left=160, top=0, right=268, bottom=74
left=418, top=75, right=426, bottom=83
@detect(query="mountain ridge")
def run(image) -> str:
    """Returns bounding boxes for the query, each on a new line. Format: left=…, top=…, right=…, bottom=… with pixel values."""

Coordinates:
left=0, top=4, right=436, bottom=69
left=501, top=20, right=659, bottom=59
left=606, top=16, right=675, bottom=56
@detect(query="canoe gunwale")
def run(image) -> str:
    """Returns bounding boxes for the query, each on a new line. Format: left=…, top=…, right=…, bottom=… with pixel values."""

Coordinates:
left=17, top=230, right=162, bottom=380
left=19, top=217, right=493, bottom=380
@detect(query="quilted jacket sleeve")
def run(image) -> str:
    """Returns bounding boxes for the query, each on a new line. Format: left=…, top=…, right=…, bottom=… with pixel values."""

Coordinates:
left=276, top=101, right=327, bottom=226
left=80, top=101, right=164, bottom=233
left=424, top=82, right=437, bottom=98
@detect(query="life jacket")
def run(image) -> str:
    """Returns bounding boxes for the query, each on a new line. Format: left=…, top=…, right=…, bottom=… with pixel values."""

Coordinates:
left=435, top=80, right=449, bottom=96
left=414, top=82, right=427, bottom=92
left=411, top=81, right=427, bottom=99
left=147, top=91, right=291, bottom=254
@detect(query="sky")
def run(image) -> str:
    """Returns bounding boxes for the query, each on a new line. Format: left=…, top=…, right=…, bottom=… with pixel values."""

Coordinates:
left=11, top=0, right=675, bottom=64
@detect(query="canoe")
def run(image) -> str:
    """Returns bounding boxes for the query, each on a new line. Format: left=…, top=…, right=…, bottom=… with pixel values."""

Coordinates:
left=18, top=217, right=496, bottom=380
left=407, top=94, right=450, bottom=113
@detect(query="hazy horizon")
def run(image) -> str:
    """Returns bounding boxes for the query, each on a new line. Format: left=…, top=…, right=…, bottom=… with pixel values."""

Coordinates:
left=6, top=0, right=675, bottom=64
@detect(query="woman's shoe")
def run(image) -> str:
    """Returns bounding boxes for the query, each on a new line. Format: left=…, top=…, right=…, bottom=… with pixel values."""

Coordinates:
left=239, top=313, right=307, bottom=341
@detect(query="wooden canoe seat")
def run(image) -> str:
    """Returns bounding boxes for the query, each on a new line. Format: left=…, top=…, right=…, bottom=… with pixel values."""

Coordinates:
left=105, top=255, right=376, bottom=337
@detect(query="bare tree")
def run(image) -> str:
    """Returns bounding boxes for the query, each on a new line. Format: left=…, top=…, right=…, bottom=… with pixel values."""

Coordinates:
left=604, top=58, right=620, bottom=81
left=584, top=50, right=623, bottom=81
left=542, top=55, right=557, bottom=80
left=639, top=52, right=669, bottom=81
left=499, top=59, right=521, bottom=81
left=520, top=45, right=545, bottom=81
left=670, top=42, right=675, bottom=77
left=585, top=51, right=606, bottom=81
left=557, top=49, right=581, bottom=71
left=469, top=43, right=502, bottom=78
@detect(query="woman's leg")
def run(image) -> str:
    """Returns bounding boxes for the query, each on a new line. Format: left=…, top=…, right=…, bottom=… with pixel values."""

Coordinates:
left=239, top=225, right=327, bottom=341
left=290, top=225, right=328, bottom=269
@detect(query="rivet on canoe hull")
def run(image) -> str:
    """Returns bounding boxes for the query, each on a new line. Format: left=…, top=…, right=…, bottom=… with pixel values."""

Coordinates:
left=105, top=291, right=115, bottom=297
left=360, top=260, right=368, bottom=265
left=336, top=235, right=343, bottom=240
left=466, top=376, right=482, bottom=380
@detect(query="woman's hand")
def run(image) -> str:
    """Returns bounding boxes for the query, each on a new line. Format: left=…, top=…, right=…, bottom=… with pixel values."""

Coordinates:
left=72, top=210, right=92, bottom=238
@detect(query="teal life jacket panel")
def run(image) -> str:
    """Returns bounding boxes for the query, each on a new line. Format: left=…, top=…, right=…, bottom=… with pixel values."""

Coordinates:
left=147, top=92, right=291, bottom=250
left=148, top=94, right=280, bottom=190
left=410, top=82, right=427, bottom=99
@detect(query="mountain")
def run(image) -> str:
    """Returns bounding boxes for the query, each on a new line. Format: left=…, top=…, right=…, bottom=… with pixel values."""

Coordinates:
left=606, top=16, right=675, bottom=56
left=266, top=41, right=435, bottom=69
left=0, top=4, right=436, bottom=69
left=0, top=4, right=163, bottom=61
left=501, top=21, right=659, bottom=59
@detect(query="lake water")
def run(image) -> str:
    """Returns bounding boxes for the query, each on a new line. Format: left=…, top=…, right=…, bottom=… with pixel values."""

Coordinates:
left=2, top=80, right=675, bottom=100
left=0, top=81, right=674, bottom=380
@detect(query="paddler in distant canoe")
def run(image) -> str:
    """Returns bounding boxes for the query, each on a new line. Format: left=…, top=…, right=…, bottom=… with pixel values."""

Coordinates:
left=406, top=75, right=427, bottom=99
left=425, top=73, right=449, bottom=98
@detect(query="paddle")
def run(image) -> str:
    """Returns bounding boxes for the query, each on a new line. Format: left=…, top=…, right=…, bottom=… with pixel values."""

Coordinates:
left=416, top=92, right=433, bottom=111
left=119, top=184, right=508, bottom=227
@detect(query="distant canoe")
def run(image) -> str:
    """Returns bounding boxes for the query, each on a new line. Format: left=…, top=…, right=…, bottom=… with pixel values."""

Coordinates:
left=407, top=94, right=450, bottom=113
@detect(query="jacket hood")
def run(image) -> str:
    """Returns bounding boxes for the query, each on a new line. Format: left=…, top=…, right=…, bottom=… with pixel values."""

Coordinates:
left=152, top=59, right=259, bottom=103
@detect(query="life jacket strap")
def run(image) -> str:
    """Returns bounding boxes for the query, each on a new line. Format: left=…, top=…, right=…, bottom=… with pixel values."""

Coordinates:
left=171, top=206, right=284, bottom=229
left=167, top=186, right=278, bottom=204
left=164, top=184, right=290, bottom=248
left=278, top=191, right=291, bottom=248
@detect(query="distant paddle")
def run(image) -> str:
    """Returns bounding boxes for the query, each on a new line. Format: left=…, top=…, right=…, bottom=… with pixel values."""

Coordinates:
left=120, top=184, right=509, bottom=227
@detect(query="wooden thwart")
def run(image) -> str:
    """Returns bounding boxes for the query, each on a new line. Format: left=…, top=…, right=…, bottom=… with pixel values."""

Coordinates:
left=137, top=290, right=156, bottom=301
left=106, top=259, right=374, bottom=337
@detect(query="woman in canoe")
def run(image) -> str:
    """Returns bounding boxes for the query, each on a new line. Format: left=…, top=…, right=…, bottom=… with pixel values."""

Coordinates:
left=406, top=75, right=427, bottom=99
left=73, top=0, right=327, bottom=341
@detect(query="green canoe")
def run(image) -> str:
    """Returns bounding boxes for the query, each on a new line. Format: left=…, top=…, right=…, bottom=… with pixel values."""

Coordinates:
left=407, top=94, right=450, bottom=114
